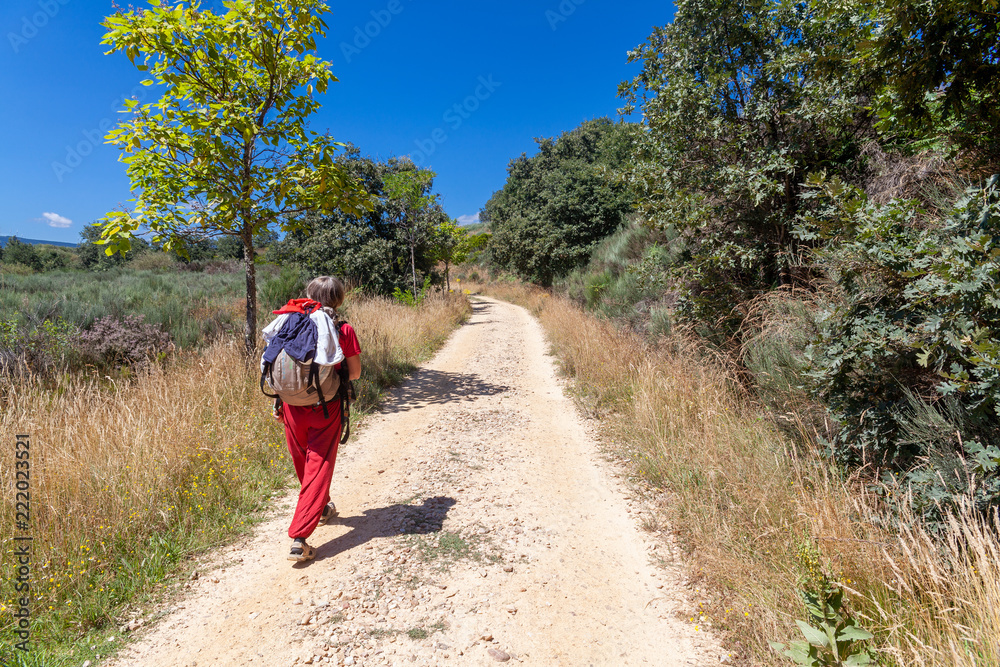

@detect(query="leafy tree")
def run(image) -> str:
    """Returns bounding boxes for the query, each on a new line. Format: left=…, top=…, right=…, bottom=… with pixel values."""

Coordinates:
left=845, top=0, right=1000, bottom=157
left=269, top=152, right=439, bottom=295
left=79, top=224, right=149, bottom=271
left=483, top=118, right=636, bottom=286
left=99, top=0, right=371, bottom=356
left=428, top=219, right=490, bottom=291
left=383, top=168, right=437, bottom=297
left=2, top=237, right=43, bottom=272
left=801, top=174, right=1000, bottom=517
left=619, top=0, right=876, bottom=326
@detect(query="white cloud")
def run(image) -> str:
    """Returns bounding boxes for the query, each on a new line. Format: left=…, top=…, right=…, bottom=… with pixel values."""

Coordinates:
left=457, top=213, right=480, bottom=225
left=42, top=212, right=72, bottom=228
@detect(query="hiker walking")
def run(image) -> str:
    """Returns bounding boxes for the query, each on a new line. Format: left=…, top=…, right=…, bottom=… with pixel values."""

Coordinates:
left=260, top=276, right=361, bottom=561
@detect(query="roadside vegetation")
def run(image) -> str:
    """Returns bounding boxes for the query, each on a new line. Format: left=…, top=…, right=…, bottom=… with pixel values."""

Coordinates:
left=0, top=288, right=468, bottom=666
left=3, top=0, right=996, bottom=663
left=473, top=282, right=1000, bottom=665
left=472, top=1, right=1000, bottom=664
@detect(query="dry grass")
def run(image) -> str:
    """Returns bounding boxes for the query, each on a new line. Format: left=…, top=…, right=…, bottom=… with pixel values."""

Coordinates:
left=0, top=291, right=469, bottom=660
left=484, top=284, right=1000, bottom=666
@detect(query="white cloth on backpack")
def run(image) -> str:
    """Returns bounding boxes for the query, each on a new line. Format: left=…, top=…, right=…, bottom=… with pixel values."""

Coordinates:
left=260, top=309, right=345, bottom=372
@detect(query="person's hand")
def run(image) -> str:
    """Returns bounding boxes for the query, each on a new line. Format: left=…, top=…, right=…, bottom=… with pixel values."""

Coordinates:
left=273, top=408, right=284, bottom=423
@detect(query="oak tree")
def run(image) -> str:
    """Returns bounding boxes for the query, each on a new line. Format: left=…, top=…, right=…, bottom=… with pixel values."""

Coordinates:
left=100, top=0, right=371, bottom=356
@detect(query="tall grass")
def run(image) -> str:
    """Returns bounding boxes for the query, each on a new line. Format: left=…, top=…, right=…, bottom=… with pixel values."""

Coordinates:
left=483, top=284, right=1000, bottom=666
left=0, top=291, right=470, bottom=666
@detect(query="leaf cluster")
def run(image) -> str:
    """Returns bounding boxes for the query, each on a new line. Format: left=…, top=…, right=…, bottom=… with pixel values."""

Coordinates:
left=802, top=174, right=1000, bottom=515
left=268, top=152, right=444, bottom=295
left=484, top=118, right=637, bottom=286
left=846, top=0, right=1000, bottom=159
left=618, top=0, right=880, bottom=325
left=99, top=0, right=372, bottom=258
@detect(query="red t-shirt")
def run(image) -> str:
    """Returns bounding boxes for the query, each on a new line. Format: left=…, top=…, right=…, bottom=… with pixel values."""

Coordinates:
left=335, top=323, right=361, bottom=369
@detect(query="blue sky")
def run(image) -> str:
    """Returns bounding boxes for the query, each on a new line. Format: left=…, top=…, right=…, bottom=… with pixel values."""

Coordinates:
left=0, top=0, right=672, bottom=244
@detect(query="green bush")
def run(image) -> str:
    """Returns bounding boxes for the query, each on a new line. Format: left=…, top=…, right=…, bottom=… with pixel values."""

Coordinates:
left=392, top=275, right=433, bottom=307
left=258, top=265, right=306, bottom=315
left=803, top=175, right=1000, bottom=516
left=484, top=118, right=638, bottom=285
left=0, top=316, right=80, bottom=376
left=1, top=237, right=42, bottom=272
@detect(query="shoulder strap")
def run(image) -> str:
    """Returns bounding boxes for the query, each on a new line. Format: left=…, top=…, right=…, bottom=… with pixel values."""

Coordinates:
left=260, top=361, right=279, bottom=399
left=308, top=362, right=330, bottom=419
left=337, top=362, right=351, bottom=444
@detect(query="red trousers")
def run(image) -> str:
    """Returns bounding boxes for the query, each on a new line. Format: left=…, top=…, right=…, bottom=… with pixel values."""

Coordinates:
left=282, top=402, right=342, bottom=539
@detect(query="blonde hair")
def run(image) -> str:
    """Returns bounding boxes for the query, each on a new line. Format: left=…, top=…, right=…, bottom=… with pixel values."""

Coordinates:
left=305, top=276, right=346, bottom=310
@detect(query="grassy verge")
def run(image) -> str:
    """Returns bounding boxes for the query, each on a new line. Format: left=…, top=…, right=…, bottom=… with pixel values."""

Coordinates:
left=481, top=283, right=1000, bottom=666
left=0, top=265, right=318, bottom=350
left=0, top=291, right=470, bottom=666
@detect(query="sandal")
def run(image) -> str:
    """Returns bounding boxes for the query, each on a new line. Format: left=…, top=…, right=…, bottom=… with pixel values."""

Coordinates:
left=288, top=538, right=316, bottom=562
left=319, top=501, right=339, bottom=525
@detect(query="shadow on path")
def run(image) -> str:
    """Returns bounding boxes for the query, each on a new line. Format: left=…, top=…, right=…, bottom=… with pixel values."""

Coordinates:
left=298, top=496, right=457, bottom=566
left=375, top=300, right=507, bottom=413
left=459, top=300, right=495, bottom=327
left=377, top=368, right=508, bottom=414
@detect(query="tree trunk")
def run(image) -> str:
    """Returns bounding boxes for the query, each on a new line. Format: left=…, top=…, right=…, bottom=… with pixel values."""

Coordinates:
left=242, top=224, right=257, bottom=359
left=409, top=225, right=418, bottom=298
left=445, top=261, right=450, bottom=291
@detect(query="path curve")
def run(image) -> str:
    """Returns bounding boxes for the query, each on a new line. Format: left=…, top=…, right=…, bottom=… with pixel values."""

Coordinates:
left=108, top=297, right=719, bottom=667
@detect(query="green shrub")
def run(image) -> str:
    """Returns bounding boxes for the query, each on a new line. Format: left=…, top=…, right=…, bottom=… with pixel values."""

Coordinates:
left=1, top=237, right=42, bottom=272
left=0, top=262, right=36, bottom=276
left=0, top=316, right=80, bottom=376
left=129, top=252, right=178, bottom=271
left=258, top=266, right=306, bottom=316
left=802, top=174, right=1000, bottom=516
left=392, top=275, right=433, bottom=307
left=37, top=245, right=80, bottom=272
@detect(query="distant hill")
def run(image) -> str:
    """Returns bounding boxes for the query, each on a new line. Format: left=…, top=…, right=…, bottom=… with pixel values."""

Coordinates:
left=0, top=236, right=77, bottom=248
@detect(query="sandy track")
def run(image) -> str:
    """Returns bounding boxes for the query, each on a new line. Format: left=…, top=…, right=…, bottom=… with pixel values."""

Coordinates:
left=108, top=297, right=719, bottom=667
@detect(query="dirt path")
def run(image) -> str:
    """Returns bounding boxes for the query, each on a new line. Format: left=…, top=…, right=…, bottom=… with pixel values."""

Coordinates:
left=108, top=297, right=721, bottom=667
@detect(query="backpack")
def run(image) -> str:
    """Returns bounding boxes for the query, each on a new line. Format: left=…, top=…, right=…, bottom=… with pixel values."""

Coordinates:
left=260, top=303, right=356, bottom=443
